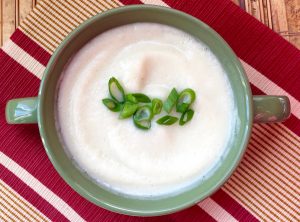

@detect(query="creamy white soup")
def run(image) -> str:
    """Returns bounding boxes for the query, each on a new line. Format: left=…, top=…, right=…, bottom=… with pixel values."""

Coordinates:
left=57, top=23, right=235, bottom=197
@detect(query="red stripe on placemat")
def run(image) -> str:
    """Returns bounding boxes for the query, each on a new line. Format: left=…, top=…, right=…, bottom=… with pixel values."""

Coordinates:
left=0, top=51, right=218, bottom=221
left=170, top=205, right=215, bottom=222
left=0, top=50, right=41, bottom=103
left=0, top=164, right=69, bottom=222
left=212, top=189, right=259, bottom=221
left=274, top=112, right=300, bottom=136
left=10, top=29, right=51, bottom=66
left=251, top=84, right=300, bottom=136
left=163, top=0, right=300, bottom=102
left=120, top=0, right=143, bottom=4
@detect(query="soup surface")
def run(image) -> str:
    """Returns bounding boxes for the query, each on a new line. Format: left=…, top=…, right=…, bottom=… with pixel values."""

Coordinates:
left=57, top=23, right=236, bottom=197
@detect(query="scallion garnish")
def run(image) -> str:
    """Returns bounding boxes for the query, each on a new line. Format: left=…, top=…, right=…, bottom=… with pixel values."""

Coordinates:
left=179, top=109, right=194, bottom=125
left=102, top=77, right=197, bottom=130
left=152, top=98, right=163, bottom=115
left=131, top=93, right=151, bottom=103
left=102, top=98, right=123, bottom=112
left=134, top=105, right=153, bottom=121
left=119, top=102, right=138, bottom=119
left=133, top=106, right=153, bottom=130
left=134, top=119, right=151, bottom=130
left=163, top=88, right=178, bottom=113
left=156, top=115, right=178, bottom=125
left=125, top=94, right=138, bottom=103
left=176, top=88, right=196, bottom=113
left=109, top=77, right=125, bottom=102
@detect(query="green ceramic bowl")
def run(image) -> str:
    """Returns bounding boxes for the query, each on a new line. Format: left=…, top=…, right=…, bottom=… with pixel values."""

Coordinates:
left=5, top=5, right=290, bottom=216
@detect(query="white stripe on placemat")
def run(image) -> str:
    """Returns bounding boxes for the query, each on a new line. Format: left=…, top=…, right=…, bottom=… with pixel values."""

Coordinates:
left=140, top=0, right=169, bottom=6
left=2, top=39, right=45, bottom=79
left=0, top=151, right=85, bottom=222
left=198, top=198, right=238, bottom=222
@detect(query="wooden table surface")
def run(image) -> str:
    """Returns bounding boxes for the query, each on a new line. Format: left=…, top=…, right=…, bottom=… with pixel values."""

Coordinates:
left=0, top=0, right=299, bottom=49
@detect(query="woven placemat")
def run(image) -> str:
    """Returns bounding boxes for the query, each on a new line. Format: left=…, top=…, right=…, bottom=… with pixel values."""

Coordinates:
left=0, top=0, right=300, bottom=221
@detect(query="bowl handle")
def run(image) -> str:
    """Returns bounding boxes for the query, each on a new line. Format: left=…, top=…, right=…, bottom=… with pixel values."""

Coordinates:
left=253, top=95, right=290, bottom=123
left=6, top=97, right=38, bottom=124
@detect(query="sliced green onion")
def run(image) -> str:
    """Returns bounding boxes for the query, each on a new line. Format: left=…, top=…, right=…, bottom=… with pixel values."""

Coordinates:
left=134, top=119, right=151, bottom=130
left=152, top=98, right=163, bottom=115
left=125, top=94, right=138, bottom=103
left=176, top=88, right=196, bottom=113
left=163, top=88, right=179, bottom=113
left=109, top=77, right=125, bottom=102
left=134, top=105, right=153, bottom=121
left=131, top=93, right=151, bottom=103
left=102, top=98, right=122, bottom=112
left=156, top=115, right=178, bottom=125
left=176, top=103, right=190, bottom=113
left=119, top=102, right=138, bottom=119
left=133, top=106, right=153, bottom=130
left=179, top=109, right=194, bottom=126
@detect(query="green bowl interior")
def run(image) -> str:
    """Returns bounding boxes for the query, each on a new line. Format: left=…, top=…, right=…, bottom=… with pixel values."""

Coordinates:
left=38, top=5, right=252, bottom=216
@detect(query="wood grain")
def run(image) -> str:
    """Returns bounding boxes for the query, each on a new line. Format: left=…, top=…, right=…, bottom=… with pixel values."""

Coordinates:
left=2, top=0, right=15, bottom=45
left=16, top=0, right=32, bottom=27
left=0, top=0, right=299, bottom=49
left=270, top=0, right=290, bottom=41
left=240, top=0, right=300, bottom=47
left=285, top=0, right=300, bottom=48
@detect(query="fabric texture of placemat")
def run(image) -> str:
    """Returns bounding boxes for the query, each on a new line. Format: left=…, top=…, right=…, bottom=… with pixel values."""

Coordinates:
left=0, top=0, right=299, bottom=221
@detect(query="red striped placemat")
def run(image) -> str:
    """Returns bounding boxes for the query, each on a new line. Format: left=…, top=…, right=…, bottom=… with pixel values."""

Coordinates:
left=0, top=0, right=299, bottom=221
